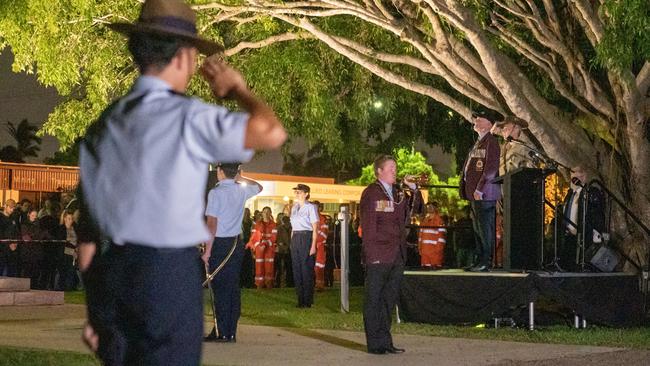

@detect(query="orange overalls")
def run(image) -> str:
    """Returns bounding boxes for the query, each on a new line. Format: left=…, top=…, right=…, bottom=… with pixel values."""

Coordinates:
left=418, top=213, right=446, bottom=268
left=314, top=214, right=329, bottom=290
left=247, top=219, right=277, bottom=288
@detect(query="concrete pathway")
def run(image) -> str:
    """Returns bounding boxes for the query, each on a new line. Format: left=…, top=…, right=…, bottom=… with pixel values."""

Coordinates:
left=0, top=304, right=648, bottom=365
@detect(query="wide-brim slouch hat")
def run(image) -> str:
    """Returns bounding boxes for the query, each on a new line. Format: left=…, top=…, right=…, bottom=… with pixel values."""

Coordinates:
left=107, top=0, right=223, bottom=55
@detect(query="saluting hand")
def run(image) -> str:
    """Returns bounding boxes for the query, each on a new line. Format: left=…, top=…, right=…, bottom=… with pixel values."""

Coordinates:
left=199, top=56, right=247, bottom=99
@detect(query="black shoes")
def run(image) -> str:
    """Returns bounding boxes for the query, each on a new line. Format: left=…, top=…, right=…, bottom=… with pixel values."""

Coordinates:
left=367, top=348, right=387, bottom=355
left=203, top=330, right=236, bottom=343
left=367, top=345, right=405, bottom=355
left=215, top=335, right=236, bottom=343
left=387, top=345, right=405, bottom=354
left=203, top=329, right=218, bottom=342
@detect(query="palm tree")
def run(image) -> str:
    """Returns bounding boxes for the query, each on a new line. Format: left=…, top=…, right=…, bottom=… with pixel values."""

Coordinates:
left=0, top=119, right=42, bottom=163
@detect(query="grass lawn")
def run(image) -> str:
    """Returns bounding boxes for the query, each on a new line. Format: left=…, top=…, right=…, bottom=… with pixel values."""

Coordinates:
left=0, top=346, right=100, bottom=366
left=65, top=286, right=650, bottom=349
left=3, top=286, right=649, bottom=365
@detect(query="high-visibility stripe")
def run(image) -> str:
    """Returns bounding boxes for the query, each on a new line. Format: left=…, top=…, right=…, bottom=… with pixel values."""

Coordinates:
left=255, top=259, right=264, bottom=262
left=319, top=232, right=327, bottom=238
left=438, top=238, right=447, bottom=243
left=421, top=240, right=438, bottom=244
left=439, top=228, right=447, bottom=233
left=315, top=263, right=326, bottom=268
left=420, top=229, right=436, bottom=234
left=255, top=276, right=264, bottom=280
left=271, top=230, right=278, bottom=233
left=266, top=258, right=274, bottom=262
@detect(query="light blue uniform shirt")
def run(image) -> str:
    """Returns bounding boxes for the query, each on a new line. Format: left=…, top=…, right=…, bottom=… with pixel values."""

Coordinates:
left=205, top=179, right=261, bottom=237
left=79, top=76, right=254, bottom=248
left=290, top=202, right=319, bottom=231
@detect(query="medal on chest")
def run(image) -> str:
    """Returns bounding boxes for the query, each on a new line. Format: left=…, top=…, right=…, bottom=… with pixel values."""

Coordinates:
left=375, top=200, right=395, bottom=212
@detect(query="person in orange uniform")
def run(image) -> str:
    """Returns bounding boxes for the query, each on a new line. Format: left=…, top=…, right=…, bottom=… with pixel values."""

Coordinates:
left=418, top=202, right=446, bottom=269
left=247, top=206, right=277, bottom=288
left=313, top=201, right=329, bottom=291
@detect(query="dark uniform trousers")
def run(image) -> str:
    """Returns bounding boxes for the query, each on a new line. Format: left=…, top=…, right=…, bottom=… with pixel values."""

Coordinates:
left=84, top=243, right=203, bottom=366
left=470, top=200, right=496, bottom=267
left=291, top=231, right=315, bottom=307
left=364, top=261, right=404, bottom=350
left=209, top=236, right=245, bottom=338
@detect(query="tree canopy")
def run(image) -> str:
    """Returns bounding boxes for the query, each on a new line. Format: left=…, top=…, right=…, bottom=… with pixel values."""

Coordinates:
left=0, top=0, right=472, bottom=173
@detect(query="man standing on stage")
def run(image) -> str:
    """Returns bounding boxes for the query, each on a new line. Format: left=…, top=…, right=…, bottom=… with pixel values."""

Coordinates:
left=490, top=115, right=535, bottom=267
left=360, top=154, right=422, bottom=355
left=203, top=163, right=262, bottom=342
left=75, top=0, right=286, bottom=363
left=559, top=166, right=606, bottom=271
left=460, top=109, right=502, bottom=272
left=492, top=116, right=535, bottom=175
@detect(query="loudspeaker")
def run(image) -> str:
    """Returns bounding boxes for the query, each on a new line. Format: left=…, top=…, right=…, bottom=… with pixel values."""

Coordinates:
left=588, top=245, right=619, bottom=272
left=497, top=168, right=546, bottom=270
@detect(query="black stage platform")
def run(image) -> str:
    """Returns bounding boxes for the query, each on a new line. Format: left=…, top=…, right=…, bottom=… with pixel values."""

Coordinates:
left=399, top=269, right=644, bottom=328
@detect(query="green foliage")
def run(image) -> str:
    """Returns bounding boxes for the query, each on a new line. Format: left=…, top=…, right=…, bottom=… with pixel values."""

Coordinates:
left=346, top=147, right=466, bottom=216
left=0, top=0, right=472, bottom=168
left=44, top=141, right=80, bottom=166
left=596, top=0, right=650, bottom=71
left=0, top=0, right=136, bottom=148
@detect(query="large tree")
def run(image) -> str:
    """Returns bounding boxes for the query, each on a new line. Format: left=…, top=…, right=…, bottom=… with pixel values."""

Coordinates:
left=1, top=1, right=648, bottom=261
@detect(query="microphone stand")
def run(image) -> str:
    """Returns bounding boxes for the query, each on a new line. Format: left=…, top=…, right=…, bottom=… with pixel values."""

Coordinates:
left=506, top=137, right=572, bottom=172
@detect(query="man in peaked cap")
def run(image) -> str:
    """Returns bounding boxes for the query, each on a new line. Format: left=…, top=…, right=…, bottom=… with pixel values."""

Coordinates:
left=460, top=108, right=502, bottom=272
left=489, top=115, right=535, bottom=267
left=75, top=0, right=286, bottom=364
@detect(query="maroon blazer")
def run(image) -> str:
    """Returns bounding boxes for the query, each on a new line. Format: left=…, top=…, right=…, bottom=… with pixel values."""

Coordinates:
left=460, top=133, right=501, bottom=201
left=360, top=181, right=422, bottom=265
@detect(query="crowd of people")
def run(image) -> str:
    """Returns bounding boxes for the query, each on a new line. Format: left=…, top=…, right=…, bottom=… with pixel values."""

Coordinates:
left=0, top=193, right=83, bottom=291
left=237, top=203, right=336, bottom=290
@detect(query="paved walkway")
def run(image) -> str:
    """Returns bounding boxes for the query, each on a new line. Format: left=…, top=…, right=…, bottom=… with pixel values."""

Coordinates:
left=0, top=304, right=648, bottom=365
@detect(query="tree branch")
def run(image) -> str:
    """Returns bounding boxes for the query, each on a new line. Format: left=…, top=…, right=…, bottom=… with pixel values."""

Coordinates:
left=277, top=15, right=473, bottom=119
left=225, top=32, right=315, bottom=57
left=491, top=0, right=615, bottom=119
left=569, top=0, right=605, bottom=45
left=636, top=62, right=650, bottom=97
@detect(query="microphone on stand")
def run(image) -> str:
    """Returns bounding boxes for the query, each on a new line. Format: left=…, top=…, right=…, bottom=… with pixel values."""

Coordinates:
left=528, top=150, right=546, bottom=162
left=571, top=177, right=583, bottom=187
